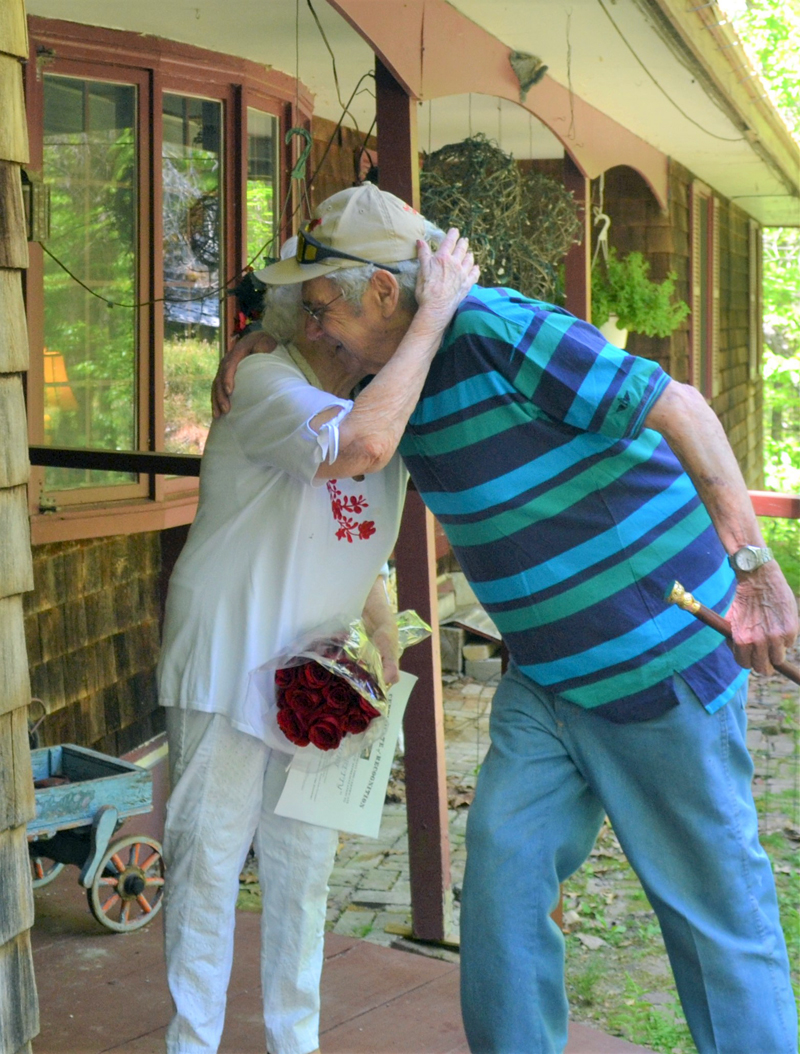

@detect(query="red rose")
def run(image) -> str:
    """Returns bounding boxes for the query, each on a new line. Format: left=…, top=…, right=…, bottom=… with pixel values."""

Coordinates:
left=343, top=709, right=372, bottom=735
left=282, top=685, right=324, bottom=713
left=359, top=699, right=382, bottom=719
left=275, top=666, right=296, bottom=689
left=300, top=662, right=333, bottom=689
left=325, top=679, right=359, bottom=713
left=277, top=707, right=311, bottom=747
left=308, top=714, right=345, bottom=751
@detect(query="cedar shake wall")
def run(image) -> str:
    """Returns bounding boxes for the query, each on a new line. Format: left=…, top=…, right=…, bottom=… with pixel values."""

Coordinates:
left=24, top=534, right=163, bottom=756
left=1, top=4, right=39, bottom=1051
left=601, top=160, right=763, bottom=487
left=308, top=116, right=377, bottom=211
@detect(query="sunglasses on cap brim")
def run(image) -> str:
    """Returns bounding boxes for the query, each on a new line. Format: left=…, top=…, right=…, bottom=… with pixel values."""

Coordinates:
left=296, top=227, right=401, bottom=274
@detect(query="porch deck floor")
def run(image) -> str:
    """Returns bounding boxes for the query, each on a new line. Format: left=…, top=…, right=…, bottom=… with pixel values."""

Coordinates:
left=31, top=877, right=653, bottom=1054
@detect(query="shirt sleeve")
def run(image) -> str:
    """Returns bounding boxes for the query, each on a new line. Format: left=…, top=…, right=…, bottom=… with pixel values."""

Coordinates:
left=468, top=297, right=671, bottom=441
left=222, top=353, right=353, bottom=485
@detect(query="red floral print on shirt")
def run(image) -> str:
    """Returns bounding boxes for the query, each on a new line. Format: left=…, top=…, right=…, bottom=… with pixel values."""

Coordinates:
left=327, top=480, right=376, bottom=543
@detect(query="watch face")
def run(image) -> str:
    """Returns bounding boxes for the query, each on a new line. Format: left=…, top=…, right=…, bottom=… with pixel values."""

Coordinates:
left=735, top=548, right=760, bottom=571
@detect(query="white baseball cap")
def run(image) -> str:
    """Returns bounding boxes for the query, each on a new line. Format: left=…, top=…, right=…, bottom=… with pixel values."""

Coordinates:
left=255, top=183, right=426, bottom=285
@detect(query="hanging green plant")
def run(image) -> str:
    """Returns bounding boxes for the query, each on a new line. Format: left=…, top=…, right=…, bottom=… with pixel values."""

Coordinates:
left=419, top=133, right=582, bottom=302
left=591, top=249, right=689, bottom=337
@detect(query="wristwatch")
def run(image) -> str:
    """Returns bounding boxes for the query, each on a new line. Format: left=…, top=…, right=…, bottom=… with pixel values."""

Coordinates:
left=728, top=545, right=773, bottom=573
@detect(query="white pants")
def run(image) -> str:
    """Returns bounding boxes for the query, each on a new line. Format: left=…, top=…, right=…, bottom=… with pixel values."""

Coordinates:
left=163, top=708, right=339, bottom=1054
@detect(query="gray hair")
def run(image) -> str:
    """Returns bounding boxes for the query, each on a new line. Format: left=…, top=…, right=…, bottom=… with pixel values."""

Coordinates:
left=327, top=219, right=446, bottom=313
left=260, top=283, right=302, bottom=343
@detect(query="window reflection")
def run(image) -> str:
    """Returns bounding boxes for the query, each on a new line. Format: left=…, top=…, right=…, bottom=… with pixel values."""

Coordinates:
left=162, top=94, right=223, bottom=454
left=247, top=109, right=278, bottom=266
left=42, top=75, right=137, bottom=490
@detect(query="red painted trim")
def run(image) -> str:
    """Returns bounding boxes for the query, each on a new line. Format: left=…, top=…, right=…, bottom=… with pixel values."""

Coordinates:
left=30, top=492, right=198, bottom=546
left=749, top=491, right=800, bottom=520
left=27, top=16, right=312, bottom=111
left=329, top=0, right=669, bottom=208
left=377, top=60, right=451, bottom=943
left=563, top=156, right=591, bottom=322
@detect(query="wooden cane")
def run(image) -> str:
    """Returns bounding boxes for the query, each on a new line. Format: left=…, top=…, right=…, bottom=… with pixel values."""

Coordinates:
left=665, top=581, right=800, bottom=688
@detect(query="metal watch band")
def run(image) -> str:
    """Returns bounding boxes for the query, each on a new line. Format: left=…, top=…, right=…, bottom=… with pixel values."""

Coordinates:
left=728, top=545, right=773, bottom=573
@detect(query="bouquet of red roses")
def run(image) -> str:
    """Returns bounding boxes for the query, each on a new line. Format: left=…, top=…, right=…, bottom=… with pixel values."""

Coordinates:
left=274, top=659, right=383, bottom=751
left=252, top=611, right=430, bottom=759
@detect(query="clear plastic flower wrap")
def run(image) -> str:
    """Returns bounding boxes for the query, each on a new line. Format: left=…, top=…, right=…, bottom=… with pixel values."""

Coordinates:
left=250, top=610, right=431, bottom=762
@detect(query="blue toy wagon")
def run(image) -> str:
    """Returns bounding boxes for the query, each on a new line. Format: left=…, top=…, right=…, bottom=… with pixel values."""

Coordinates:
left=28, top=744, right=165, bottom=933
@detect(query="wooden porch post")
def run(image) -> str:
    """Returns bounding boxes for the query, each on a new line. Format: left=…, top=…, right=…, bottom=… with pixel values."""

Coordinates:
left=563, top=155, right=592, bottom=322
left=0, top=4, right=40, bottom=1053
left=375, top=58, right=453, bottom=942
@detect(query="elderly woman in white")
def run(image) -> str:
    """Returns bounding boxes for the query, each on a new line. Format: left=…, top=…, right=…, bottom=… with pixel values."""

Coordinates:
left=157, top=226, right=476, bottom=1054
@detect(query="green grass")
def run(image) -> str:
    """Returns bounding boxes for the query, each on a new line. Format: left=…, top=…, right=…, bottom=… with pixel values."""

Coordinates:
left=606, top=976, right=693, bottom=1054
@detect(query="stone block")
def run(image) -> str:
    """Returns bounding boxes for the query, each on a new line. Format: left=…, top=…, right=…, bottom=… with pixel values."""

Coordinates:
left=462, top=641, right=499, bottom=662
left=464, top=657, right=502, bottom=683
left=439, top=626, right=464, bottom=674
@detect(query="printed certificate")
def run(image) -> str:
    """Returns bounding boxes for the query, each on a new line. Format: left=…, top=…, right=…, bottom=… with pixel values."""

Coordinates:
left=274, top=672, right=416, bottom=837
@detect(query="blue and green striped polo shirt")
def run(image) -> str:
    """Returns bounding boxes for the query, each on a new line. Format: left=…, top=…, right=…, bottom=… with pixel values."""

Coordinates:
left=399, top=287, right=746, bottom=722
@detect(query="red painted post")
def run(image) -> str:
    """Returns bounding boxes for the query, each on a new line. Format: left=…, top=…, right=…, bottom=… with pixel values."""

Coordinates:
left=563, top=154, right=592, bottom=322
left=376, top=57, right=453, bottom=942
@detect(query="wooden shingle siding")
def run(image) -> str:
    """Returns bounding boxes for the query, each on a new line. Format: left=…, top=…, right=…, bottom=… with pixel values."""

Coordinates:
left=1, top=4, right=40, bottom=1051
left=602, top=159, right=763, bottom=487
left=24, top=534, right=163, bottom=758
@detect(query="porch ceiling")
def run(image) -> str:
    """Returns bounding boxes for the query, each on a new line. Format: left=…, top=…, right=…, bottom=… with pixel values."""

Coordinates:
left=26, top=0, right=800, bottom=225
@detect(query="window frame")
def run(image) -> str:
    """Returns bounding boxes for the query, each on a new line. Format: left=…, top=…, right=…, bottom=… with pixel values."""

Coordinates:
left=26, top=60, right=152, bottom=508
left=748, top=218, right=762, bottom=382
left=689, top=180, right=720, bottom=399
left=25, top=17, right=312, bottom=543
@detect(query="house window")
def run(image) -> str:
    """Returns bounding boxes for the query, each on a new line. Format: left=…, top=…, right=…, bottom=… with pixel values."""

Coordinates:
left=748, top=219, right=762, bottom=381
left=690, top=182, right=719, bottom=398
left=42, top=75, right=139, bottom=494
left=162, top=95, right=224, bottom=455
left=246, top=108, right=278, bottom=267
left=25, top=21, right=303, bottom=536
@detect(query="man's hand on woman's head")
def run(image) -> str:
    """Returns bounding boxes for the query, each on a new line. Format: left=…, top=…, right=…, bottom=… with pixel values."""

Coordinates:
left=211, top=329, right=277, bottom=418
left=414, top=227, right=480, bottom=329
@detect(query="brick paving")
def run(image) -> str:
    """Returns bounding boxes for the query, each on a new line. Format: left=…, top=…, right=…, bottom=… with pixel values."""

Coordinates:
left=326, top=675, right=496, bottom=953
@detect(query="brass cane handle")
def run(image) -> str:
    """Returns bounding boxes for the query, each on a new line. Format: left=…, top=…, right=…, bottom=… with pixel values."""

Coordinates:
left=665, top=580, right=800, bottom=687
left=665, top=581, right=701, bottom=615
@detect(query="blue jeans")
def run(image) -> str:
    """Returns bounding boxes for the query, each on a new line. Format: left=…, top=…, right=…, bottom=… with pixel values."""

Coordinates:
left=460, top=666, right=798, bottom=1054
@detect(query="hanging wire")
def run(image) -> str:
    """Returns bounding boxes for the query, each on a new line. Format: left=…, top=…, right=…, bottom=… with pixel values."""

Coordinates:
left=306, top=0, right=364, bottom=135
left=594, top=0, right=745, bottom=142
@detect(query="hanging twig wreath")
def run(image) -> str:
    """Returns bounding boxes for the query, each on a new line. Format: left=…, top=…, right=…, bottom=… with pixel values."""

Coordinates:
left=419, top=133, right=582, bottom=301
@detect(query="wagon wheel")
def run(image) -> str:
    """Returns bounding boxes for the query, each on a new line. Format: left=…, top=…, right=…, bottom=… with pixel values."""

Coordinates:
left=30, top=855, right=65, bottom=889
left=88, top=835, right=165, bottom=933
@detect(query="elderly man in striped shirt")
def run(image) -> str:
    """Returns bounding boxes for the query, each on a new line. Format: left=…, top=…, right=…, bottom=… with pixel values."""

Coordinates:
left=220, top=183, right=798, bottom=1054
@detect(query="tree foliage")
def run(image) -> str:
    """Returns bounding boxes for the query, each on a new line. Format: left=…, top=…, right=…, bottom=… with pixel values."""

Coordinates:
left=728, top=1, right=800, bottom=494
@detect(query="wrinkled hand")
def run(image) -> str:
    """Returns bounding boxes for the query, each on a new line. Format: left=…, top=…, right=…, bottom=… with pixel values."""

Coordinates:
left=414, top=228, right=479, bottom=330
left=371, top=625, right=400, bottom=687
left=727, top=560, right=798, bottom=674
left=211, top=329, right=277, bottom=417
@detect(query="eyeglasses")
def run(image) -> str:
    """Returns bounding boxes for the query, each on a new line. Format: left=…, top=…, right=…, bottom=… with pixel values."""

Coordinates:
left=301, top=291, right=344, bottom=325
left=296, top=226, right=400, bottom=274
